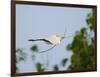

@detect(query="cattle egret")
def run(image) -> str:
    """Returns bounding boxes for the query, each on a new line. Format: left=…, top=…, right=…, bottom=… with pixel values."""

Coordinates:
left=28, top=35, right=65, bottom=45
left=28, top=28, right=67, bottom=53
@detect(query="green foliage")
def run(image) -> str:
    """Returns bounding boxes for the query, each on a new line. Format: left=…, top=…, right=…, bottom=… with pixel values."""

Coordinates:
left=16, top=48, right=27, bottom=72
left=86, top=13, right=95, bottom=30
left=16, top=48, right=27, bottom=62
left=30, top=44, right=38, bottom=52
left=36, top=63, right=45, bottom=72
left=61, top=58, right=68, bottom=67
left=53, top=65, right=59, bottom=71
left=67, top=10, right=96, bottom=70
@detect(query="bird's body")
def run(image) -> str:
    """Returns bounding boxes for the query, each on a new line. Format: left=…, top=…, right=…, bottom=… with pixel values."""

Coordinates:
left=45, top=35, right=63, bottom=44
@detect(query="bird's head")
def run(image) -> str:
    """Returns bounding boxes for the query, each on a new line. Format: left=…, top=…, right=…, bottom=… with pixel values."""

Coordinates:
left=56, top=35, right=65, bottom=40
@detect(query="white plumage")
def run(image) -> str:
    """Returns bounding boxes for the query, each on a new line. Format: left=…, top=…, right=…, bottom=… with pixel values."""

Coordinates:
left=28, top=34, right=65, bottom=45
left=45, top=35, right=64, bottom=45
left=28, top=28, right=67, bottom=53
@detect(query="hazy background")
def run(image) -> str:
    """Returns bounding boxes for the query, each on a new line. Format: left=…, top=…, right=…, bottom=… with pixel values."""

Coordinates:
left=16, top=4, right=92, bottom=73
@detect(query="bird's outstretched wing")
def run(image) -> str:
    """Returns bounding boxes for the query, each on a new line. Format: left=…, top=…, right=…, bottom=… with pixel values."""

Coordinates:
left=39, top=45, right=56, bottom=53
left=28, top=39, right=52, bottom=44
left=28, top=39, right=56, bottom=53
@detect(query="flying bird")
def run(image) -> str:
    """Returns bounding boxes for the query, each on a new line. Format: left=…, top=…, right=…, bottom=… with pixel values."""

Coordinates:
left=28, top=28, right=67, bottom=53
left=28, top=35, right=65, bottom=45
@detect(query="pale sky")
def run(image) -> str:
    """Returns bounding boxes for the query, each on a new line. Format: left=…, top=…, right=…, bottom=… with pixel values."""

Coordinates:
left=16, top=4, right=92, bottom=73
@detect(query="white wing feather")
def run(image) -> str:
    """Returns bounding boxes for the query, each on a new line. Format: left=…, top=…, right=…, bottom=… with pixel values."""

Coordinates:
left=45, top=35, right=61, bottom=45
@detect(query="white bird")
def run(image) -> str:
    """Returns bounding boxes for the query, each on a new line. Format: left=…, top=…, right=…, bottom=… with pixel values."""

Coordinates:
left=28, top=34, right=65, bottom=45
left=28, top=28, right=67, bottom=53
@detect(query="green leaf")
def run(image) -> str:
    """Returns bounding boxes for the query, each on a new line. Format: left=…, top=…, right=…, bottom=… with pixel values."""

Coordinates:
left=67, top=44, right=72, bottom=50
left=36, top=63, right=45, bottom=72
left=30, top=44, right=38, bottom=52
left=61, top=58, right=68, bottom=67
left=53, top=65, right=59, bottom=71
left=16, top=48, right=27, bottom=72
left=16, top=48, right=27, bottom=62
